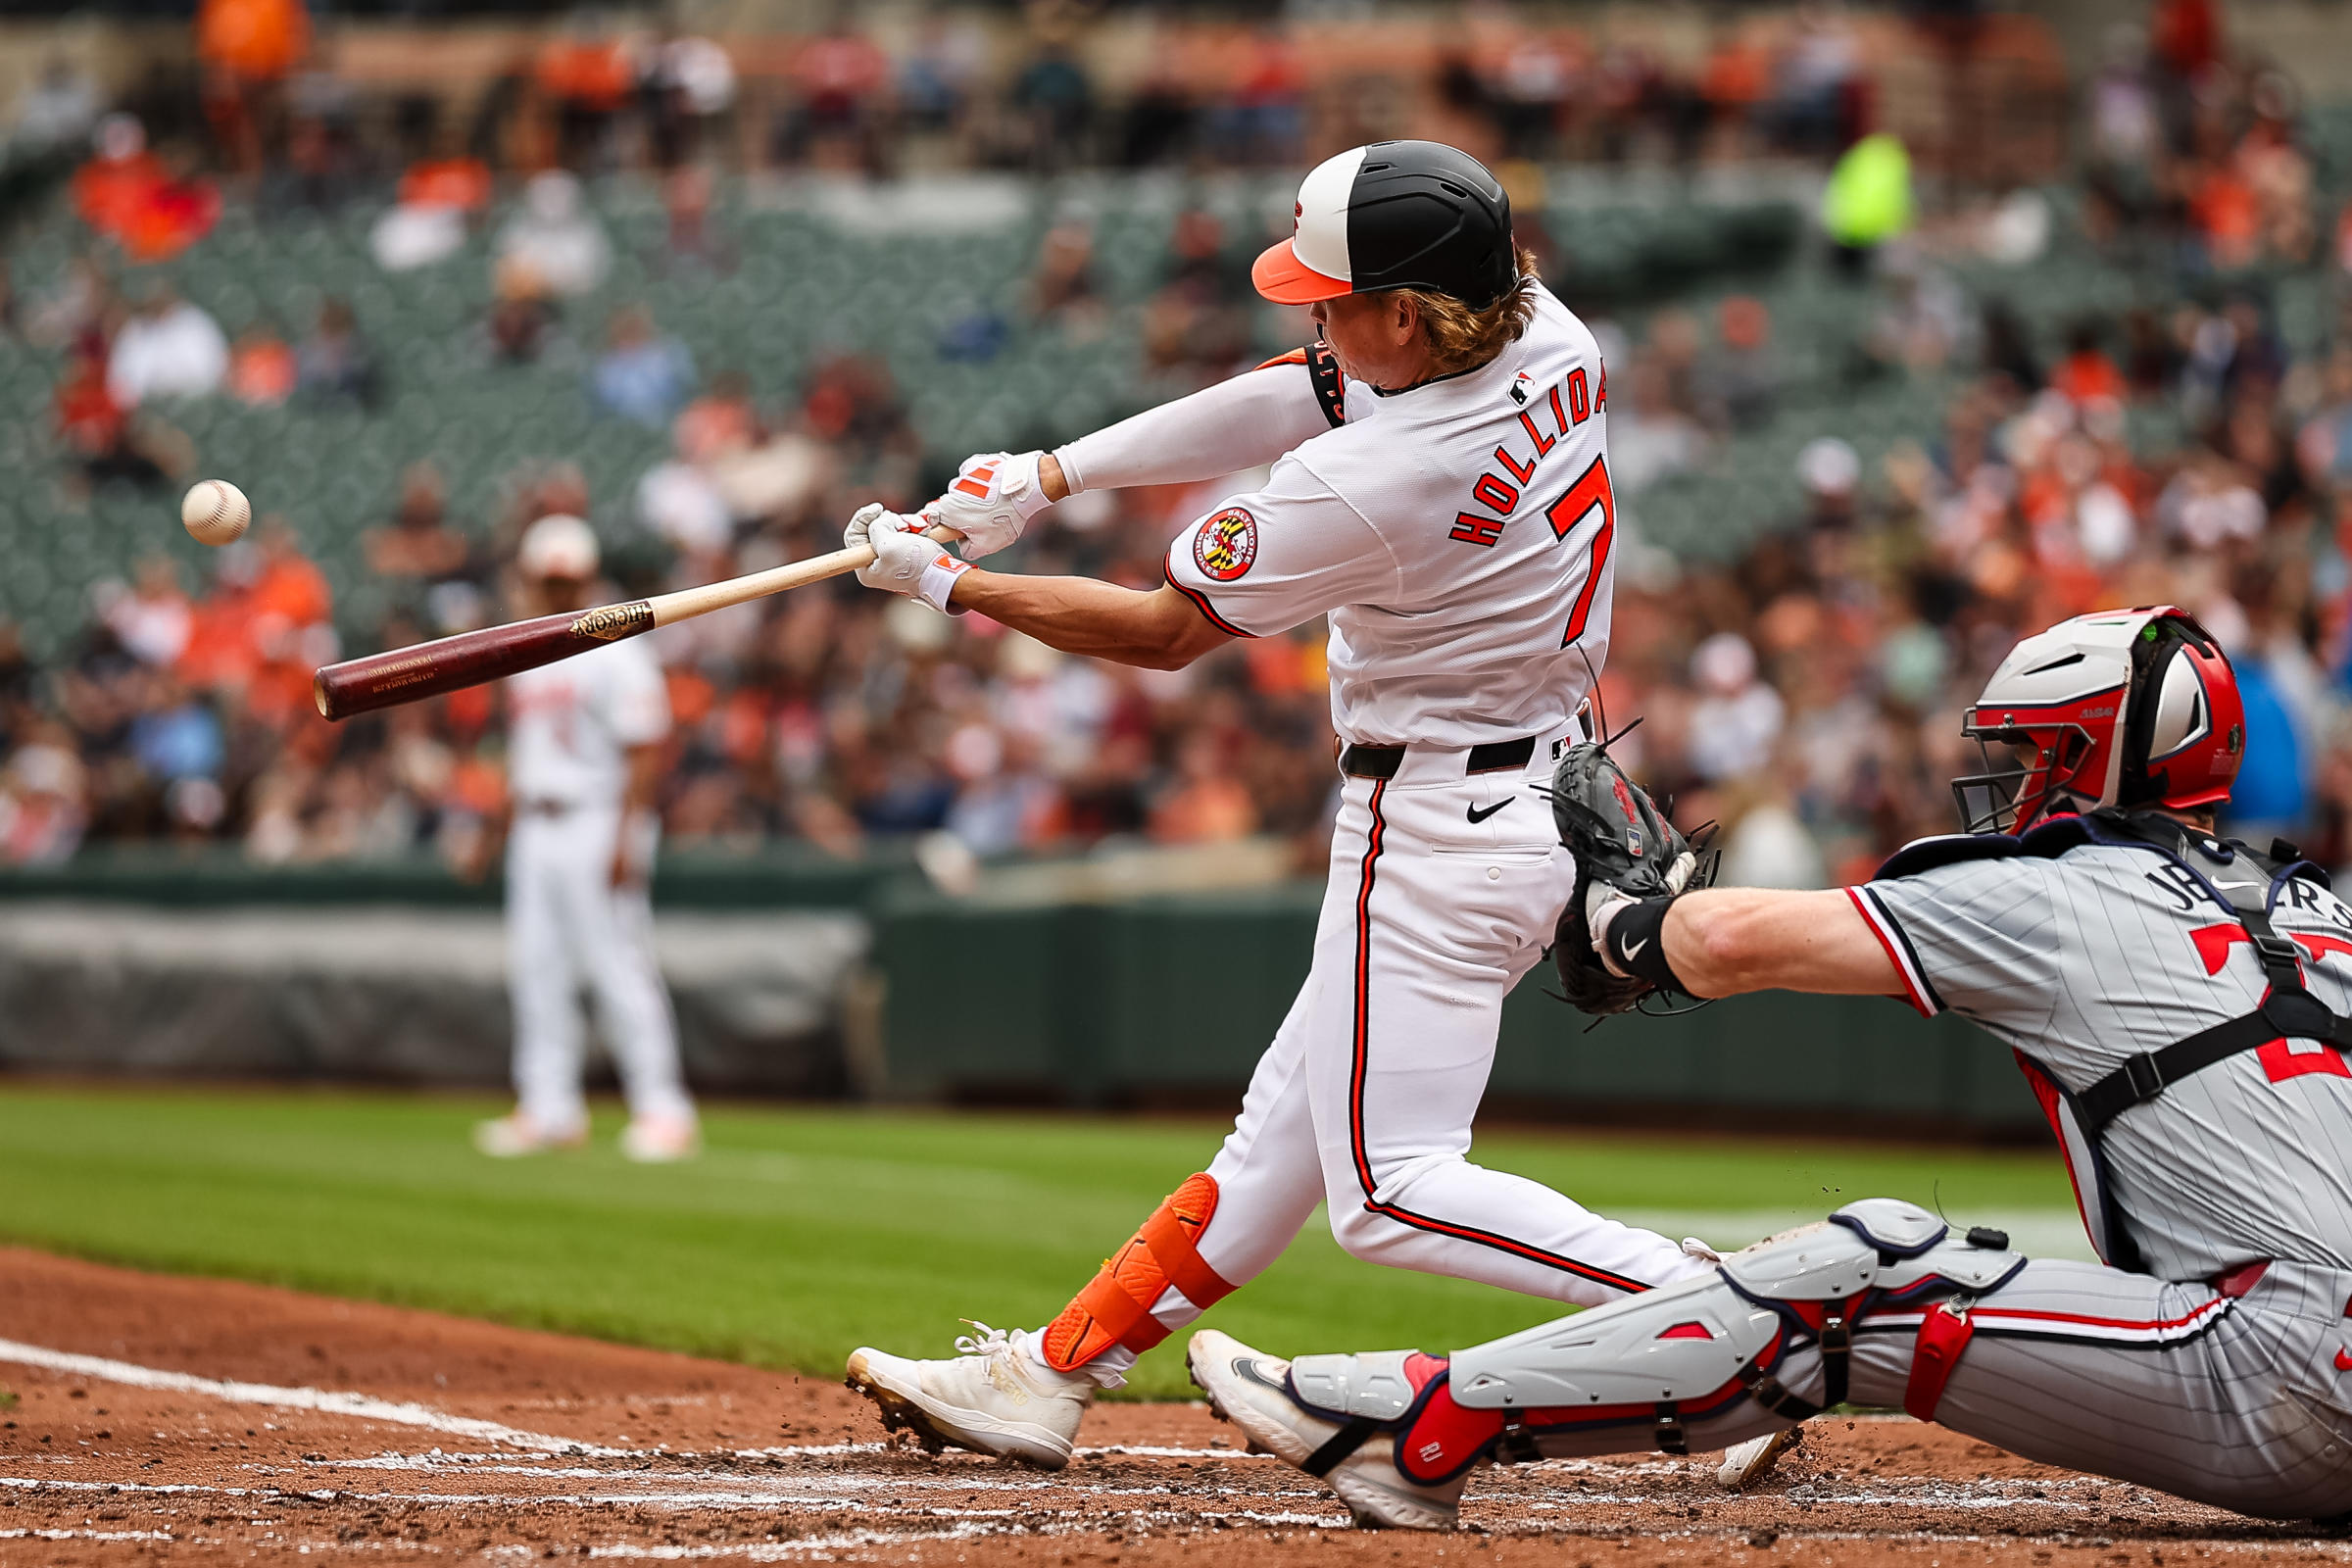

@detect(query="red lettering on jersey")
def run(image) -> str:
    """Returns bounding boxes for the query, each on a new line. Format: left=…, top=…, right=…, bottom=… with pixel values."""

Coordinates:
left=1595, top=364, right=1607, bottom=408
left=2191, top=923, right=2352, bottom=974
left=2191, top=923, right=2245, bottom=974
left=1493, top=444, right=1536, bottom=485
left=1565, top=368, right=1591, bottom=424
left=2259, top=1038, right=2352, bottom=1083
left=1547, top=383, right=1570, bottom=436
left=2187, top=921, right=2352, bottom=1083
left=1448, top=512, right=1504, bottom=548
left=1473, top=473, right=1520, bottom=514
left=1545, top=455, right=1615, bottom=646
left=1516, top=409, right=1555, bottom=457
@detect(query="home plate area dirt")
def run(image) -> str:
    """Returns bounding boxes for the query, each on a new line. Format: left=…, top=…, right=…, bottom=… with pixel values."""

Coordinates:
left=2, top=1250, right=2347, bottom=1565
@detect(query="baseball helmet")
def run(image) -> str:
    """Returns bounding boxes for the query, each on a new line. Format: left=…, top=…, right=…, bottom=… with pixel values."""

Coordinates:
left=1952, top=606, right=2244, bottom=834
left=1252, top=140, right=1516, bottom=311
left=517, top=513, right=600, bottom=580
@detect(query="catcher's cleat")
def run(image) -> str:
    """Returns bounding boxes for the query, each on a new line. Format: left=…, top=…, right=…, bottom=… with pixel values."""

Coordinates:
left=1186, top=1330, right=1468, bottom=1531
left=619, top=1114, right=702, bottom=1163
left=845, top=1324, right=1090, bottom=1470
left=1717, top=1425, right=1803, bottom=1490
left=472, top=1113, right=587, bottom=1157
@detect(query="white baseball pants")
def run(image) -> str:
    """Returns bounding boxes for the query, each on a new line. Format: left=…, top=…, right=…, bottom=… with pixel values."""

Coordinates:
left=1052, top=744, right=1709, bottom=1383
left=506, top=807, right=695, bottom=1135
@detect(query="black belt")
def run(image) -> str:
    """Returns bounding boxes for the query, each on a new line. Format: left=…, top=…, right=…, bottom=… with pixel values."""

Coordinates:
left=518, top=799, right=578, bottom=817
left=1340, top=736, right=1552, bottom=780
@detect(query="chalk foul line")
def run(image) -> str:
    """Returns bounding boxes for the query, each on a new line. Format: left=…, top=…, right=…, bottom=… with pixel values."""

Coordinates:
left=0, top=1337, right=626, bottom=1457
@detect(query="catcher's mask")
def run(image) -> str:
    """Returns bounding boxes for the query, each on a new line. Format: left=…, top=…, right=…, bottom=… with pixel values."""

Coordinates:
left=1952, top=606, right=2243, bottom=835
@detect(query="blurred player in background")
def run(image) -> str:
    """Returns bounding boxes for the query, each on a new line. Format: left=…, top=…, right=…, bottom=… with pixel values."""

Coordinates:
left=472, top=514, right=700, bottom=1163
left=842, top=140, right=1725, bottom=1467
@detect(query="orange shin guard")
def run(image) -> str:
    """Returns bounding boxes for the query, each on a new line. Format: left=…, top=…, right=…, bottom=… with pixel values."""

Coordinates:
left=1041, top=1172, right=1234, bottom=1371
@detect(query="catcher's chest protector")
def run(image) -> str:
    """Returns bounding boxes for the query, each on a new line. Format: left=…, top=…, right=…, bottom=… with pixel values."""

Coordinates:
left=1880, top=810, right=2345, bottom=1272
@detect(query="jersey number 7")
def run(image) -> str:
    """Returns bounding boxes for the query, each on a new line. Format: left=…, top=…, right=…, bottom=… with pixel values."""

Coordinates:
left=1545, top=455, right=1615, bottom=648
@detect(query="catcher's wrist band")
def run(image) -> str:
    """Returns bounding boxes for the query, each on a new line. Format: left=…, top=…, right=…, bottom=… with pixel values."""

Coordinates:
left=1603, top=897, right=1686, bottom=993
left=917, top=552, right=971, bottom=614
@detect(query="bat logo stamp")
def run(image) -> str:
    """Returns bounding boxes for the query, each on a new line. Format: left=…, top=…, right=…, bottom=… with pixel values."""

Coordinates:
left=1194, top=507, right=1258, bottom=582
left=571, top=603, right=654, bottom=642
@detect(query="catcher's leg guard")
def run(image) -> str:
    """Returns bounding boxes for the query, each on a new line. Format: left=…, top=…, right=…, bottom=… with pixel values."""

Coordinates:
left=1444, top=1200, right=2023, bottom=1455
left=1042, top=1172, right=1235, bottom=1371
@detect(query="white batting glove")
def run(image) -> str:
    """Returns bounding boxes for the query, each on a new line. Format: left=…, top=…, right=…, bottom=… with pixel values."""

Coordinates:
left=846, top=503, right=969, bottom=613
left=919, top=450, right=1051, bottom=560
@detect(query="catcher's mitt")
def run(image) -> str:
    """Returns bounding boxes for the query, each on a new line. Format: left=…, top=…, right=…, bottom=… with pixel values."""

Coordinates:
left=1546, top=740, right=1715, bottom=1015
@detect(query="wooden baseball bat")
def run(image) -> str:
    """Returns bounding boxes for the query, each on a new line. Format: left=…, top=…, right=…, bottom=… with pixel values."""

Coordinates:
left=313, top=524, right=957, bottom=721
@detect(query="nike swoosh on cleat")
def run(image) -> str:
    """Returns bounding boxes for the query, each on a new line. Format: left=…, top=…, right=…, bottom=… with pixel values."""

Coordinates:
left=1466, top=800, right=1513, bottom=824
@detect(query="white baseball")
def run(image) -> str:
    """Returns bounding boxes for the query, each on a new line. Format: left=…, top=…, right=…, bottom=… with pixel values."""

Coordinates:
left=180, top=479, right=251, bottom=547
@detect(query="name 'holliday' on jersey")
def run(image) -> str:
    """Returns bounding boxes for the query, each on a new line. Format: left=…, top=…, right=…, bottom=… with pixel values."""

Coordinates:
left=1162, top=282, right=1614, bottom=751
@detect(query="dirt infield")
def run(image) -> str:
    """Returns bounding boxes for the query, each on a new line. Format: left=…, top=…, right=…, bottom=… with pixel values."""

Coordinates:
left=2, top=1249, right=2346, bottom=1566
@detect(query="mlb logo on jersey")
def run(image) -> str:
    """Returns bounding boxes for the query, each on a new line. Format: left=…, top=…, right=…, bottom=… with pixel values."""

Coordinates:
left=1509, top=370, right=1535, bottom=406
left=1195, top=507, right=1259, bottom=581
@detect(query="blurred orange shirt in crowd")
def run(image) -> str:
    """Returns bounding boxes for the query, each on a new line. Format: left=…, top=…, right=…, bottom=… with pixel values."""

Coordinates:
left=197, top=0, right=310, bottom=80
left=73, top=152, right=220, bottom=263
left=537, top=40, right=634, bottom=110
left=177, top=582, right=261, bottom=691
left=398, top=157, right=494, bottom=212
left=2190, top=167, right=2260, bottom=268
left=664, top=666, right=716, bottom=729
left=254, top=548, right=330, bottom=627
left=1701, top=39, right=1770, bottom=108
left=229, top=335, right=297, bottom=406
left=2053, top=349, right=2125, bottom=405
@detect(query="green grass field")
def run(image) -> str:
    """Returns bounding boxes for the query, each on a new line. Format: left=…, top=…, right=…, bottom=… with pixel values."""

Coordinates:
left=0, top=1085, right=2082, bottom=1398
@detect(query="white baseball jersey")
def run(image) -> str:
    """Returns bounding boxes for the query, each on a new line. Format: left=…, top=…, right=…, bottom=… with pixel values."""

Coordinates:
left=1162, top=282, right=1613, bottom=749
left=506, top=639, right=670, bottom=807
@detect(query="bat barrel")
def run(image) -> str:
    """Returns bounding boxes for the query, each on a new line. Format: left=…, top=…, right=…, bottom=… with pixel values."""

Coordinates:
left=313, top=602, right=654, bottom=720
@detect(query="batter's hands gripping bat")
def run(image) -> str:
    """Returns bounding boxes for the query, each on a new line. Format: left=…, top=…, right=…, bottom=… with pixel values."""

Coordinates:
left=313, top=524, right=959, bottom=720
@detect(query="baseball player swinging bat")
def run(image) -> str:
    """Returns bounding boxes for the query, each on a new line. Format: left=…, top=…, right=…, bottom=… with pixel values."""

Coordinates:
left=311, top=521, right=959, bottom=721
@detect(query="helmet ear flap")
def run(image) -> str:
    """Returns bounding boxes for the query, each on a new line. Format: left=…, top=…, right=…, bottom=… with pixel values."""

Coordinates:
left=2118, top=614, right=2241, bottom=811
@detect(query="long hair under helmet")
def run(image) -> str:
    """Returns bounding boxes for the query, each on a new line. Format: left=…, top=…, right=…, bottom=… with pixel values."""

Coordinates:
left=1952, top=606, right=2244, bottom=835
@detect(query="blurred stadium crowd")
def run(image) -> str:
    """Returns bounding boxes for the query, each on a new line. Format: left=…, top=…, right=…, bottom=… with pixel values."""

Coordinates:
left=4, top=0, right=2352, bottom=889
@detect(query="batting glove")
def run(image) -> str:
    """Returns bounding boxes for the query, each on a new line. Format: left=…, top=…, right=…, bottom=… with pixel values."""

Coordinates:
left=920, top=450, right=1050, bottom=560
left=847, top=503, right=969, bottom=613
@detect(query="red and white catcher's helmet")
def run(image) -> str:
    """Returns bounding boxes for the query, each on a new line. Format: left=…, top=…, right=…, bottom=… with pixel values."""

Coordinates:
left=1953, top=606, right=2244, bottom=834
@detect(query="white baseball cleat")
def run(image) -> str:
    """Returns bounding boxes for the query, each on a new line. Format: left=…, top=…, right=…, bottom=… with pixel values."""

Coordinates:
left=1185, top=1329, right=1467, bottom=1531
left=472, top=1114, right=587, bottom=1157
left=619, top=1115, right=702, bottom=1163
left=845, top=1324, right=1091, bottom=1470
left=1717, top=1425, right=1804, bottom=1489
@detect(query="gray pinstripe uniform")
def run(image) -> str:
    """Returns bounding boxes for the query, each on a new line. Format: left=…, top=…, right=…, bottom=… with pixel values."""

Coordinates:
left=1525, top=837, right=2352, bottom=1518
left=1840, top=843, right=2352, bottom=1517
